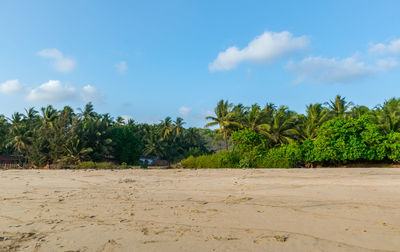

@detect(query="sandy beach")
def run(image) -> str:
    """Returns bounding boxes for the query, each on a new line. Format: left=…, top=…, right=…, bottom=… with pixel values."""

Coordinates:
left=1, top=168, right=400, bottom=251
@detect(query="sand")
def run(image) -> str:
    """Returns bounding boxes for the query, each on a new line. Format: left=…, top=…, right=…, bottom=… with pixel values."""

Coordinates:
left=1, top=168, right=400, bottom=251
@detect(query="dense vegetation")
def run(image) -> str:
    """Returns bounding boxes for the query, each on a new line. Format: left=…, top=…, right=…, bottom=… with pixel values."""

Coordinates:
left=182, top=95, right=400, bottom=168
left=0, top=103, right=213, bottom=167
left=3, top=95, right=400, bottom=169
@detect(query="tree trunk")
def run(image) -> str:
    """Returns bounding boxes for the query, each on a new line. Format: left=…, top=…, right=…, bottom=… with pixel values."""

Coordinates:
left=224, top=131, right=228, bottom=150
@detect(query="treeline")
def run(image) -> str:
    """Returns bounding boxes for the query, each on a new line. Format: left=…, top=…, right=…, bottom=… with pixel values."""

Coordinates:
left=182, top=95, right=400, bottom=168
left=0, top=103, right=214, bottom=167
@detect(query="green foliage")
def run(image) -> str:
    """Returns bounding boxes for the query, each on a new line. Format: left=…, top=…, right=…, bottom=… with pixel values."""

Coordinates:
left=308, top=116, right=386, bottom=163
left=5, top=95, right=400, bottom=169
left=111, top=125, right=142, bottom=164
left=76, top=161, right=115, bottom=169
left=232, top=128, right=269, bottom=154
left=256, top=143, right=302, bottom=168
left=385, top=132, right=400, bottom=162
left=238, top=157, right=251, bottom=168
left=181, top=151, right=242, bottom=168
left=0, top=103, right=212, bottom=168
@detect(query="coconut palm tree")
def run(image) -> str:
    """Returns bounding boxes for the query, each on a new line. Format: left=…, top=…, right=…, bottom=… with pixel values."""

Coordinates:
left=262, top=106, right=298, bottom=145
left=9, top=112, right=24, bottom=125
left=0, top=115, right=10, bottom=154
left=159, top=116, right=173, bottom=140
left=239, top=103, right=275, bottom=134
left=24, top=107, right=39, bottom=121
left=327, top=95, right=353, bottom=117
left=205, top=99, right=234, bottom=149
left=126, top=119, right=135, bottom=126
left=173, top=117, right=185, bottom=137
left=115, top=116, right=125, bottom=126
left=297, top=103, right=331, bottom=140
left=349, top=105, right=370, bottom=119
left=143, top=133, right=166, bottom=158
left=64, top=137, right=93, bottom=164
left=78, top=102, right=96, bottom=121
left=374, top=98, right=400, bottom=133
left=185, top=128, right=201, bottom=146
left=41, top=105, right=58, bottom=128
left=8, top=122, right=31, bottom=163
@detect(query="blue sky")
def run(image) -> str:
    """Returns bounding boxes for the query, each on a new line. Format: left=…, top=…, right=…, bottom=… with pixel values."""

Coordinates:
left=1, top=1, right=400, bottom=127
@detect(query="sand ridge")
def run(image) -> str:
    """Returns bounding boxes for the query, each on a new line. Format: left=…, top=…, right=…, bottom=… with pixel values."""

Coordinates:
left=1, top=168, right=400, bottom=251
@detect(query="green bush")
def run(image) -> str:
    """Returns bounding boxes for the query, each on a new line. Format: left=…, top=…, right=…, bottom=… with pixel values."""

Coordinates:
left=76, top=161, right=115, bottom=169
left=181, top=150, right=242, bottom=168
left=307, top=116, right=387, bottom=164
left=385, top=132, right=400, bottom=162
left=183, top=116, right=400, bottom=168
left=256, top=143, right=302, bottom=168
left=238, top=157, right=251, bottom=168
left=232, top=128, right=269, bottom=157
left=111, top=125, right=142, bottom=164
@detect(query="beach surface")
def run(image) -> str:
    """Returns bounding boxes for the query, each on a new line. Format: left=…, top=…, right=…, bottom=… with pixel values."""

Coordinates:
left=1, top=168, right=400, bottom=252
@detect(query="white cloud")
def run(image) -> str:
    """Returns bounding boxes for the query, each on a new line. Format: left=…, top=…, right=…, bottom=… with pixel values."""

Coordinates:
left=369, top=39, right=400, bottom=55
left=115, top=61, right=128, bottom=74
left=0, top=80, right=24, bottom=94
left=1, top=79, right=103, bottom=104
left=2, top=80, right=104, bottom=104
left=26, top=80, right=77, bottom=103
left=37, top=48, right=77, bottom=72
left=286, top=55, right=397, bottom=84
left=376, top=58, right=398, bottom=70
left=178, top=106, right=192, bottom=116
left=209, top=31, right=309, bottom=71
left=81, top=85, right=103, bottom=103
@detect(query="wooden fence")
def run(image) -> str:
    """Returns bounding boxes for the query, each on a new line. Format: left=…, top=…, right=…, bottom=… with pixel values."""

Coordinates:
left=0, top=163, right=31, bottom=169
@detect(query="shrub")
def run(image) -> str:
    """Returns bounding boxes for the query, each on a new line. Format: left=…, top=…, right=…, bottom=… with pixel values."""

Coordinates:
left=111, top=125, right=142, bottom=164
left=238, top=157, right=251, bottom=168
left=181, top=151, right=242, bottom=168
left=232, top=128, right=269, bottom=156
left=308, top=116, right=387, bottom=164
left=385, top=132, right=400, bottom=162
left=256, top=143, right=302, bottom=168
left=76, top=161, right=114, bottom=169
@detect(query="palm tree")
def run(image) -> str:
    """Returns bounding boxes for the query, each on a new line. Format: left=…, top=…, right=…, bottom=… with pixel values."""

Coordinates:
left=262, top=106, right=298, bottom=145
left=64, top=137, right=93, bottom=164
left=349, top=105, right=370, bottom=119
left=205, top=99, right=234, bottom=150
left=143, top=133, right=166, bottom=158
left=159, top=116, right=173, bottom=140
left=374, top=98, right=400, bottom=133
left=239, top=103, right=275, bottom=134
left=24, top=107, right=39, bottom=121
left=126, top=119, right=135, bottom=126
left=115, top=116, right=125, bottom=126
left=185, top=128, right=201, bottom=146
left=297, top=103, right=331, bottom=140
left=0, top=115, right=10, bottom=154
left=173, top=117, right=185, bottom=137
left=41, top=105, right=58, bottom=128
left=78, top=102, right=96, bottom=121
left=327, top=95, right=353, bottom=117
left=228, top=103, right=246, bottom=129
left=9, top=112, right=24, bottom=125
left=8, top=123, right=31, bottom=163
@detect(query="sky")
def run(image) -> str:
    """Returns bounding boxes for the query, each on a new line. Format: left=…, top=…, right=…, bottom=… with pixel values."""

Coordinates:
left=1, top=0, right=400, bottom=127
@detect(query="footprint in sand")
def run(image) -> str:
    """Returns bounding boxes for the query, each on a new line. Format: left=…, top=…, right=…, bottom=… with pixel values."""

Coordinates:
left=97, top=239, right=119, bottom=252
left=223, top=196, right=253, bottom=204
